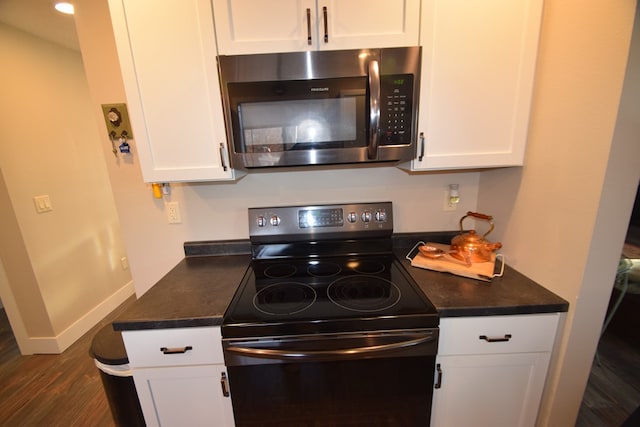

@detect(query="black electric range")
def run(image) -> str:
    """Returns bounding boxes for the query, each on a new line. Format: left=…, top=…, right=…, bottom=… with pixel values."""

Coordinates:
left=222, top=202, right=438, bottom=339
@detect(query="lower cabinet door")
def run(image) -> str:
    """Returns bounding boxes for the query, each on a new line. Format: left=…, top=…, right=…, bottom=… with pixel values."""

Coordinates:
left=133, top=365, right=235, bottom=427
left=430, top=352, right=551, bottom=427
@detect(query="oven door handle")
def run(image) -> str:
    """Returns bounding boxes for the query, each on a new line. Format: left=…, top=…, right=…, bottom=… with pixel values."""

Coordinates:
left=225, top=334, right=434, bottom=361
left=367, top=59, right=381, bottom=160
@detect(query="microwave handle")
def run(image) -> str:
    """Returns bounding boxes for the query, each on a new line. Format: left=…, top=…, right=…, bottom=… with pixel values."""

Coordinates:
left=367, top=60, right=381, bottom=160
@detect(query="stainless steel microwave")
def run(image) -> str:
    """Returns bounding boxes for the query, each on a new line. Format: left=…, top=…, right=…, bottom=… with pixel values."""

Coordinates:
left=217, top=47, right=421, bottom=169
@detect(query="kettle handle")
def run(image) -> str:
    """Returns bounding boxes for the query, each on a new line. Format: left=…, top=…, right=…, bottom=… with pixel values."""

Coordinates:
left=460, top=212, right=495, bottom=237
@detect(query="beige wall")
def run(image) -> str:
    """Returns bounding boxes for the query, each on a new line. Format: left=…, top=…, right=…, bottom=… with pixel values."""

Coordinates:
left=478, top=0, right=639, bottom=425
left=0, top=23, right=133, bottom=353
left=0, top=169, right=52, bottom=339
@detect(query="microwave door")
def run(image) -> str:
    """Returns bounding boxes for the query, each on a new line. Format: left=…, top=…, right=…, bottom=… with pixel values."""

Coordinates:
left=367, top=59, right=381, bottom=160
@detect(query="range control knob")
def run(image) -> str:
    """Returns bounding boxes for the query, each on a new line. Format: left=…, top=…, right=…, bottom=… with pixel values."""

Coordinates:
left=375, top=209, right=387, bottom=222
left=347, top=211, right=358, bottom=223
left=361, top=210, right=372, bottom=223
left=256, top=216, right=266, bottom=227
left=270, top=215, right=281, bottom=226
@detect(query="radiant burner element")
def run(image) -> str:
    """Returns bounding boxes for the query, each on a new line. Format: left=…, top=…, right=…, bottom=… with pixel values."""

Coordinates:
left=328, top=276, right=401, bottom=312
left=307, top=261, right=342, bottom=277
left=263, top=264, right=297, bottom=279
left=253, top=282, right=317, bottom=315
left=351, top=260, right=386, bottom=275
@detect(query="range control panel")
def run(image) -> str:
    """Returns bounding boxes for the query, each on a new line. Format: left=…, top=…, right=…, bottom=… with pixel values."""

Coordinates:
left=249, top=202, right=393, bottom=241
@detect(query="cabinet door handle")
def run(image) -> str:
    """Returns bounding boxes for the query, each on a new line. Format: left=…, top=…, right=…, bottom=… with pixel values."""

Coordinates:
left=219, top=142, right=228, bottom=172
left=322, top=7, right=328, bottom=43
left=306, top=8, right=312, bottom=45
left=479, top=334, right=512, bottom=343
left=220, top=372, right=230, bottom=397
left=418, top=132, right=425, bottom=161
left=160, top=346, right=193, bottom=354
left=434, top=363, right=443, bottom=389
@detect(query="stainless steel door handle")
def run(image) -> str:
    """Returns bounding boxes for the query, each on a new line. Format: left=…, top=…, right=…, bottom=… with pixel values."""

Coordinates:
left=368, top=60, right=381, bottom=160
left=226, top=334, right=434, bottom=361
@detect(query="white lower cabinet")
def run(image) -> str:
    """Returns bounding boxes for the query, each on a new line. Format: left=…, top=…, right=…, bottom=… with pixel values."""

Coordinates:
left=121, top=326, right=235, bottom=427
left=431, top=314, right=560, bottom=427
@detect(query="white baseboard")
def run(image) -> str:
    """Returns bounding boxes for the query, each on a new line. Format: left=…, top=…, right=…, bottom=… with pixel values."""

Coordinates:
left=26, top=281, right=135, bottom=354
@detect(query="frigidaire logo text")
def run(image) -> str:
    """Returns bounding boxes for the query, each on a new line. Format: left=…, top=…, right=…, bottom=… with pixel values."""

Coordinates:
left=310, top=87, right=329, bottom=92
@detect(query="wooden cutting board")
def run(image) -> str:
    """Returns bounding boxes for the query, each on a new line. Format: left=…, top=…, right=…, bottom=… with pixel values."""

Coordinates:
left=409, top=242, right=498, bottom=282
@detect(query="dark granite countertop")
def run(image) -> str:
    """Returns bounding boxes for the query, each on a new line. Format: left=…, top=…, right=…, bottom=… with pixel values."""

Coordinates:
left=393, top=233, right=568, bottom=317
left=112, top=240, right=252, bottom=331
left=113, top=235, right=568, bottom=331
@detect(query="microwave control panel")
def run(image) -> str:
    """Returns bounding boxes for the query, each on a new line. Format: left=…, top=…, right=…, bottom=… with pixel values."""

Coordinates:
left=380, top=74, right=414, bottom=146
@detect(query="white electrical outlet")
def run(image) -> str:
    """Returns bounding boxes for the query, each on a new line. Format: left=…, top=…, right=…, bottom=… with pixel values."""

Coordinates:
left=120, top=257, right=129, bottom=270
left=166, top=201, right=182, bottom=224
left=443, top=190, right=458, bottom=211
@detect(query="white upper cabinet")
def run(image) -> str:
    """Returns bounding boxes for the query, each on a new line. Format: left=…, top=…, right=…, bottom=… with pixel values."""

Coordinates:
left=412, top=0, right=543, bottom=171
left=109, top=0, right=236, bottom=182
left=212, top=0, right=421, bottom=55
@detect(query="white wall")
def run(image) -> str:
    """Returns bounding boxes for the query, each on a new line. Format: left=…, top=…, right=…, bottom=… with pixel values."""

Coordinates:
left=0, top=23, right=133, bottom=353
left=478, top=1, right=640, bottom=425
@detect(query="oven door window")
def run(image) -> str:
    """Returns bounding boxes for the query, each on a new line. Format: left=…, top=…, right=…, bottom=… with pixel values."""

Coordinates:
left=227, top=78, right=367, bottom=156
left=228, top=356, right=433, bottom=427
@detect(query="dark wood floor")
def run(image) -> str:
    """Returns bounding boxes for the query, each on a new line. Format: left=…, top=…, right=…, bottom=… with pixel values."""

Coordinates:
left=0, top=297, right=137, bottom=426
left=576, top=299, right=640, bottom=426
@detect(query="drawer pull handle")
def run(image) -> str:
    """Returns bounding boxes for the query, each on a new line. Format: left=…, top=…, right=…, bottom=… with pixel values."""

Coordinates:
left=220, top=372, right=230, bottom=397
left=160, top=346, right=193, bottom=355
left=479, top=334, right=512, bottom=343
left=434, top=363, right=443, bottom=389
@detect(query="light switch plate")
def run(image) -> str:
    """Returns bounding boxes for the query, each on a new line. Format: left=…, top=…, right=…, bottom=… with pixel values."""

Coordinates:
left=33, top=195, right=53, bottom=213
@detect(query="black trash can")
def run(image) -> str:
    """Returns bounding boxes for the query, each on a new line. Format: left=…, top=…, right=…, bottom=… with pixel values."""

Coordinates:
left=90, top=324, right=145, bottom=426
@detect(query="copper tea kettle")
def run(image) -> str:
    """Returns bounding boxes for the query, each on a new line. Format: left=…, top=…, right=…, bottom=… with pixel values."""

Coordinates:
left=450, top=212, right=502, bottom=264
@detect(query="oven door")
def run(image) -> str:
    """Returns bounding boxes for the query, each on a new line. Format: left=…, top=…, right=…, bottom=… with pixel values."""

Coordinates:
left=223, top=329, right=438, bottom=426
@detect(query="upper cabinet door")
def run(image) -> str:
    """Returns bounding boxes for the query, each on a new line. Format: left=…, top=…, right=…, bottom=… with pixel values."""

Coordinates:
left=109, top=0, right=235, bottom=182
left=317, top=0, right=420, bottom=51
left=412, top=0, right=543, bottom=171
left=213, top=0, right=315, bottom=54
left=212, top=0, right=420, bottom=55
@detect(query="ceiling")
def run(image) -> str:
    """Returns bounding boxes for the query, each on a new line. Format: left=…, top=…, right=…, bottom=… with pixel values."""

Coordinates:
left=0, top=0, right=80, bottom=51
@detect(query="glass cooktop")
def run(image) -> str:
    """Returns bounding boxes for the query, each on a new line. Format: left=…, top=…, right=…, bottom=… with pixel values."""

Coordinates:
left=222, top=254, right=438, bottom=338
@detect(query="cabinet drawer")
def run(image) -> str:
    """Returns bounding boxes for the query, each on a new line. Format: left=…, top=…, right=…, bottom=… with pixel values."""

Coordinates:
left=122, top=327, right=223, bottom=368
left=438, top=314, right=559, bottom=355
